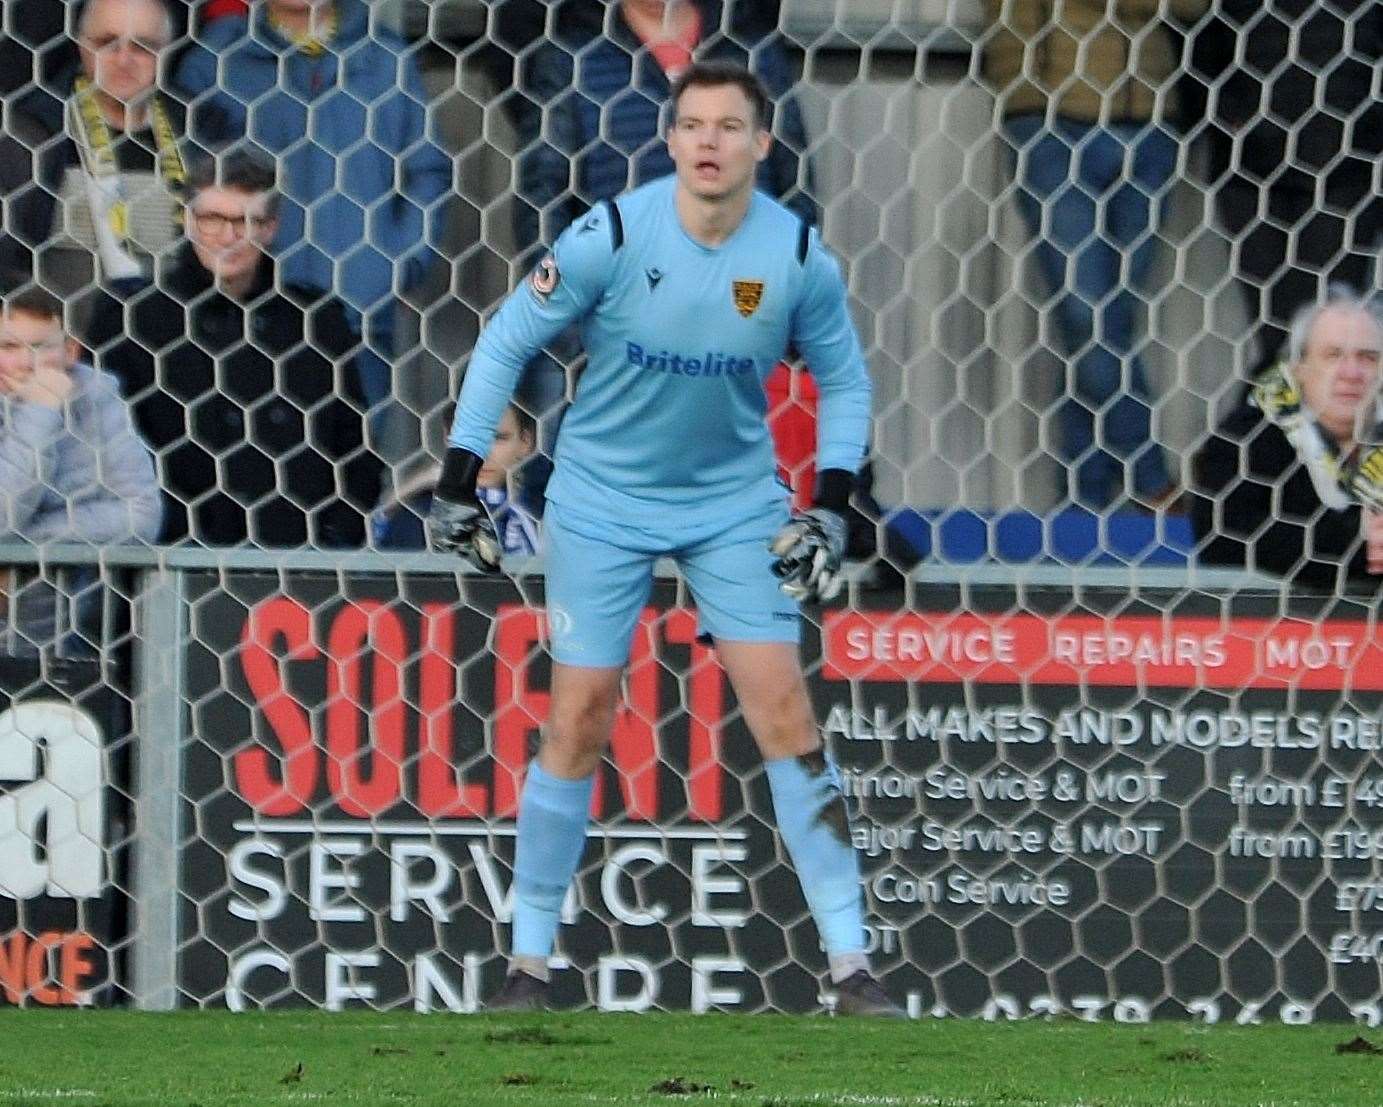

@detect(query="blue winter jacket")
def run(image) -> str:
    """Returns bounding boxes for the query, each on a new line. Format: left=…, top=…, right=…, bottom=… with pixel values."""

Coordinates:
left=174, top=0, right=451, bottom=327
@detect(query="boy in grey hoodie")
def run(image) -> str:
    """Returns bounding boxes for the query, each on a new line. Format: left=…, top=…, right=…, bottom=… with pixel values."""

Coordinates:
left=0, top=284, right=161, bottom=650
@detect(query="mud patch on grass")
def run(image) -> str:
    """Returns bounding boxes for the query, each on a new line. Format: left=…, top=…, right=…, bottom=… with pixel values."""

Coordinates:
left=650, top=1076, right=715, bottom=1094
left=1161, top=1047, right=1209, bottom=1064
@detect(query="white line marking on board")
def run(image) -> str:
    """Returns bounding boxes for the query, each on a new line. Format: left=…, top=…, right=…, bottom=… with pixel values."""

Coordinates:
left=232, top=819, right=747, bottom=841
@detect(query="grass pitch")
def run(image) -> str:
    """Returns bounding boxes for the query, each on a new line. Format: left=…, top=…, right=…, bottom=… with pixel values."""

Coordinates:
left=1, top=1011, right=1380, bottom=1107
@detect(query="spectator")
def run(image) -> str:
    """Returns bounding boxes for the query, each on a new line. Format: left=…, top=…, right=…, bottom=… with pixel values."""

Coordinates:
left=1192, top=0, right=1382, bottom=370
left=0, top=0, right=195, bottom=304
left=512, top=0, right=816, bottom=495
left=375, top=403, right=539, bottom=553
left=174, top=0, right=452, bottom=415
left=0, top=283, right=161, bottom=650
left=1190, top=288, right=1383, bottom=588
left=985, top=0, right=1207, bottom=511
left=0, top=0, right=200, bottom=98
left=86, top=150, right=380, bottom=546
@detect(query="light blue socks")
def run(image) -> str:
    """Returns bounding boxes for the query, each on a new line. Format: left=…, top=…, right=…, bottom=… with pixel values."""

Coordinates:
left=511, top=761, right=595, bottom=966
left=764, top=751, right=867, bottom=960
left=511, top=754, right=866, bottom=982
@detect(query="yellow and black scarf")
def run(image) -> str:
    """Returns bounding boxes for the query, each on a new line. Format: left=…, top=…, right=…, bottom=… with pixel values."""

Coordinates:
left=1251, top=359, right=1383, bottom=510
left=66, top=75, right=185, bottom=244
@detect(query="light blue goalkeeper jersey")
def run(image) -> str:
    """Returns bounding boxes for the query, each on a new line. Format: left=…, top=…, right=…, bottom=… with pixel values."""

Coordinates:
left=448, top=175, right=872, bottom=526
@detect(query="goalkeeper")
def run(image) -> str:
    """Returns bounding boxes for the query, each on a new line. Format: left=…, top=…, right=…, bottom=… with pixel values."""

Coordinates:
left=430, top=61, right=899, bottom=1016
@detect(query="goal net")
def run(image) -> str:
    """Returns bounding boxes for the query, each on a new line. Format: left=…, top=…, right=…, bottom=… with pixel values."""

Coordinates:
left=0, top=0, right=1378, bottom=1017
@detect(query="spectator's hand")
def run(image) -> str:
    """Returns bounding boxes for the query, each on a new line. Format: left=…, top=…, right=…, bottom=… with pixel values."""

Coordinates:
left=1249, top=360, right=1302, bottom=422
left=426, top=493, right=502, bottom=572
left=1366, top=512, right=1383, bottom=576
left=770, top=507, right=848, bottom=603
left=1353, top=444, right=1383, bottom=512
left=16, top=363, right=74, bottom=409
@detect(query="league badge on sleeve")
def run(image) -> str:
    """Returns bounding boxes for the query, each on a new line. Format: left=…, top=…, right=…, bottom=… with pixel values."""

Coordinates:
left=529, top=253, right=560, bottom=302
left=732, top=279, right=765, bottom=318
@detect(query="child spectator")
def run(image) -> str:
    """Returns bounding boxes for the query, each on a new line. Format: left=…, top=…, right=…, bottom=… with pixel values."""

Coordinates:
left=376, top=403, right=538, bottom=554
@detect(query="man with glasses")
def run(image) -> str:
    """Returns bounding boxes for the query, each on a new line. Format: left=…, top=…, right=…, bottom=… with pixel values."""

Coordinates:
left=175, top=0, right=450, bottom=419
left=87, top=150, right=380, bottom=547
left=0, top=282, right=160, bottom=651
left=0, top=0, right=206, bottom=307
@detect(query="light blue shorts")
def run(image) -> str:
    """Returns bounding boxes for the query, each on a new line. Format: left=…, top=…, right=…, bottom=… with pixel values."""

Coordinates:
left=542, top=498, right=800, bottom=667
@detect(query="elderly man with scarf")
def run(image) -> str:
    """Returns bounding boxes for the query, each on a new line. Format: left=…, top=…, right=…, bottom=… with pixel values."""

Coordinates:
left=1191, top=289, right=1383, bottom=588
left=0, top=0, right=201, bottom=302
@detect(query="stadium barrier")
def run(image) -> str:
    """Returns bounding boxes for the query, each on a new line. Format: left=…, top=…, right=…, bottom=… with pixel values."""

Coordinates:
left=3, top=547, right=1383, bottom=1022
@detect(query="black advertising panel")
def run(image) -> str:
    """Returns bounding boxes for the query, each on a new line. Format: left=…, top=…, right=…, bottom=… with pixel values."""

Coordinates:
left=822, top=587, right=1383, bottom=1023
left=178, top=573, right=1383, bottom=1021
left=0, top=656, right=125, bottom=1007
left=179, top=572, right=804, bottom=1012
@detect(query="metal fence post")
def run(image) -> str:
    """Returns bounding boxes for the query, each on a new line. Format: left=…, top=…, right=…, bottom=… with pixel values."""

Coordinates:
left=131, top=565, right=186, bottom=1011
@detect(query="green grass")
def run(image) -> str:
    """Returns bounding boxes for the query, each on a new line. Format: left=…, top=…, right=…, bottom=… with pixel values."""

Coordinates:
left=1, top=1011, right=1382, bottom=1106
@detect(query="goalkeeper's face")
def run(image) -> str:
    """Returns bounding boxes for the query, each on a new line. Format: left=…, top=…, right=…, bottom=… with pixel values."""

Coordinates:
left=667, top=83, right=772, bottom=204
left=1297, top=306, right=1383, bottom=444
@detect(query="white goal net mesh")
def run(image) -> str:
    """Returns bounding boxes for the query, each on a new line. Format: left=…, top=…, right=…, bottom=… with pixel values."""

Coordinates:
left=0, top=0, right=1379, bottom=1016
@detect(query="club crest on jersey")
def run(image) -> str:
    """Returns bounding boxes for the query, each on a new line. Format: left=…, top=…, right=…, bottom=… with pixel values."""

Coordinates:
left=529, top=254, right=559, bottom=301
left=732, top=279, right=764, bottom=318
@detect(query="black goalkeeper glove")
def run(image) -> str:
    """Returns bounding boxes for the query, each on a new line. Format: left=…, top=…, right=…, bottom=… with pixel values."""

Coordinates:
left=771, top=507, right=848, bottom=602
left=426, top=448, right=503, bottom=572
left=769, top=469, right=854, bottom=603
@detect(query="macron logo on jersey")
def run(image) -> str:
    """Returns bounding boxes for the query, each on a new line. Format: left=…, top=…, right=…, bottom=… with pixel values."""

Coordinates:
left=626, top=343, right=756, bottom=378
